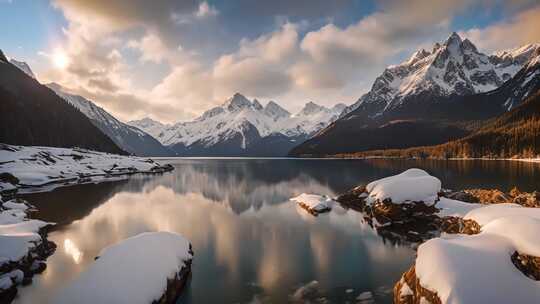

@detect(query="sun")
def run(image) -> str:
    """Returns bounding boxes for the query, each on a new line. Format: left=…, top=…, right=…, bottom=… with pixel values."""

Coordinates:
left=52, top=50, right=69, bottom=69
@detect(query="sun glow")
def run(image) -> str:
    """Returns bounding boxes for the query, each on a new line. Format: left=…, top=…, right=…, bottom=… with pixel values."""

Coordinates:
left=52, top=49, right=70, bottom=69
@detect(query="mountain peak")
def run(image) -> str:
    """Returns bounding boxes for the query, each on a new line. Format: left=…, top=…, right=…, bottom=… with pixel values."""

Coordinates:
left=264, top=100, right=290, bottom=120
left=444, top=32, right=462, bottom=46
left=224, top=93, right=253, bottom=111
left=252, top=99, right=263, bottom=111
left=299, top=101, right=326, bottom=116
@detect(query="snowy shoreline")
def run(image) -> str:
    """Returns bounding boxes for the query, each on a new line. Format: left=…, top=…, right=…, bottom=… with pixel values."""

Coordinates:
left=0, top=144, right=174, bottom=194
left=0, top=144, right=177, bottom=303
left=331, top=169, right=540, bottom=304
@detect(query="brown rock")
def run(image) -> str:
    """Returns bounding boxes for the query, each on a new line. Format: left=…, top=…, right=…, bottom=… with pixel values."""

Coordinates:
left=512, top=252, right=540, bottom=281
left=464, top=189, right=512, bottom=205
left=394, top=266, right=442, bottom=304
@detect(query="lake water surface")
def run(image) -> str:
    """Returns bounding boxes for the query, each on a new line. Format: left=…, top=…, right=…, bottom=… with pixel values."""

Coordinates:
left=15, top=159, right=540, bottom=303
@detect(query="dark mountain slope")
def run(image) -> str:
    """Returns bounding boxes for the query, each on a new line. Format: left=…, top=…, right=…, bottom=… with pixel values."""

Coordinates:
left=47, top=84, right=172, bottom=157
left=0, top=50, right=126, bottom=154
left=347, top=89, right=540, bottom=159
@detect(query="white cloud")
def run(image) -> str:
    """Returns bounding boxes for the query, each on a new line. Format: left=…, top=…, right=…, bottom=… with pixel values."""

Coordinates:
left=41, top=0, right=540, bottom=123
left=195, top=1, right=219, bottom=18
left=128, top=33, right=169, bottom=63
left=460, top=5, right=540, bottom=53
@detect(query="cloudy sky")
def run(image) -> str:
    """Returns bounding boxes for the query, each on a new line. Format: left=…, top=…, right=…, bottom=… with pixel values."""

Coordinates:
left=2, top=0, right=540, bottom=123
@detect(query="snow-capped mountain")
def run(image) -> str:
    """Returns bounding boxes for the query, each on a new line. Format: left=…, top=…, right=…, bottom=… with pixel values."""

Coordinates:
left=132, top=93, right=345, bottom=156
left=8, top=59, right=35, bottom=78
left=341, top=33, right=539, bottom=118
left=0, top=50, right=125, bottom=155
left=46, top=83, right=171, bottom=156
left=127, top=117, right=170, bottom=139
left=290, top=33, right=540, bottom=156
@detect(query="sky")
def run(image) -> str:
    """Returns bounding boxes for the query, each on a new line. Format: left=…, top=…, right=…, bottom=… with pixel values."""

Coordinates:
left=1, top=0, right=540, bottom=123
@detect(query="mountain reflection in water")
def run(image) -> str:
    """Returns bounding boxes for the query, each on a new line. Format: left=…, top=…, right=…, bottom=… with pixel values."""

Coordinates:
left=17, top=159, right=540, bottom=303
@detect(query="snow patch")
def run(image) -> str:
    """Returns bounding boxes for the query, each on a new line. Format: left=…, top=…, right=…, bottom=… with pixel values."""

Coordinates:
left=55, top=232, right=193, bottom=304
left=290, top=193, right=334, bottom=213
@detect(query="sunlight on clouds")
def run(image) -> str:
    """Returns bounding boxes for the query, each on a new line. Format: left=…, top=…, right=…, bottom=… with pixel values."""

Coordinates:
left=52, top=48, right=70, bottom=69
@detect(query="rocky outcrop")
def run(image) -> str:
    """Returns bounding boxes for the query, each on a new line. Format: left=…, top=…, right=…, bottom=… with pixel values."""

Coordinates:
left=394, top=266, right=441, bottom=304
left=0, top=192, right=56, bottom=303
left=443, top=187, right=540, bottom=207
left=336, top=183, right=443, bottom=244
left=512, top=252, right=540, bottom=281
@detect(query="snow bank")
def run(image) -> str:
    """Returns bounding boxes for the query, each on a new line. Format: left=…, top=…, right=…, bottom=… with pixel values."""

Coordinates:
left=290, top=193, right=334, bottom=214
left=435, top=197, right=482, bottom=218
left=464, top=203, right=540, bottom=226
left=0, top=196, right=53, bottom=297
left=56, top=232, right=193, bottom=304
left=415, top=208, right=540, bottom=304
left=0, top=144, right=173, bottom=192
left=365, top=169, right=441, bottom=205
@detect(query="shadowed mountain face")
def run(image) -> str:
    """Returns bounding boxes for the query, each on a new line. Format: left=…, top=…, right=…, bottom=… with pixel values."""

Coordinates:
left=0, top=51, right=126, bottom=155
left=47, top=83, right=172, bottom=157
left=366, top=88, right=540, bottom=159
left=289, top=38, right=540, bottom=157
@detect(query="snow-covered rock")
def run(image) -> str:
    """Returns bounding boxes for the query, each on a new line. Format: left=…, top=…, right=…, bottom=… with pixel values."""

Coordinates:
left=131, top=93, right=345, bottom=156
left=55, top=232, right=193, bottom=304
left=0, top=144, right=173, bottom=193
left=396, top=203, right=540, bottom=304
left=414, top=215, right=540, bottom=304
left=0, top=195, right=55, bottom=302
left=365, top=169, right=441, bottom=205
left=290, top=193, right=334, bottom=214
left=464, top=203, right=540, bottom=226
left=434, top=197, right=482, bottom=218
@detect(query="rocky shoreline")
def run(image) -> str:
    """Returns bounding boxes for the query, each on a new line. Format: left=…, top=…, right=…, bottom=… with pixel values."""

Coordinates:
left=334, top=169, right=540, bottom=303
left=0, top=192, right=56, bottom=303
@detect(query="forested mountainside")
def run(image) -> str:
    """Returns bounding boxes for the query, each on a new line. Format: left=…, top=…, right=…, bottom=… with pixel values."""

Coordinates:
left=336, top=89, right=540, bottom=159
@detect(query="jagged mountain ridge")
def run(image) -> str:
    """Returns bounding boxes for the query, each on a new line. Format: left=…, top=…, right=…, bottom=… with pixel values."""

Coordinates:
left=130, top=93, right=346, bottom=156
left=46, top=83, right=172, bottom=156
left=290, top=34, right=540, bottom=156
left=0, top=49, right=126, bottom=155
left=341, top=33, right=539, bottom=119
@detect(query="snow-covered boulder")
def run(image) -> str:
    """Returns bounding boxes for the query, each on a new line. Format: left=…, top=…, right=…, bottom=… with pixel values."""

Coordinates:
left=290, top=193, right=333, bottom=215
left=365, top=169, right=441, bottom=206
left=0, top=144, right=174, bottom=193
left=395, top=206, right=540, bottom=304
left=336, top=169, right=484, bottom=243
left=0, top=196, right=55, bottom=303
left=56, top=232, right=193, bottom=304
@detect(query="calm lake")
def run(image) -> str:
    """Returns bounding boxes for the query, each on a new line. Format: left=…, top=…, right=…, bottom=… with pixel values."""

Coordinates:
left=14, top=159, right=540, bottom=304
